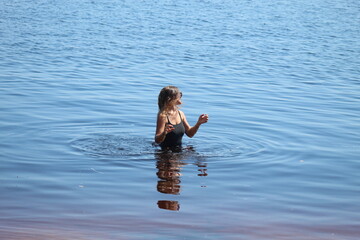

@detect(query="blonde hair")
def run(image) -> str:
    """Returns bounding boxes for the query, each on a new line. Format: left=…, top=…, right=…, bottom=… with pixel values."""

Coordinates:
left=158, top=86, right=181, bottom=114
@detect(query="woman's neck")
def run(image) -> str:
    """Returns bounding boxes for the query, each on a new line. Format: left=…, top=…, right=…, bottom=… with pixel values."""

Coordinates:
left=165, top=106, right=178, bottom=115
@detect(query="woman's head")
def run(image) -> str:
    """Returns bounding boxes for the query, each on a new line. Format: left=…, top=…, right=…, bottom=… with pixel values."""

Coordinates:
left=158, top=86, right=182, bottom=112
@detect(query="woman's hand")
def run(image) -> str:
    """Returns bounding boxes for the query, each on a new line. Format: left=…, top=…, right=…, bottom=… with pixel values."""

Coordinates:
left=164, top=123, right=175, bottom=134
left=197, top=114, right=209, bottom=125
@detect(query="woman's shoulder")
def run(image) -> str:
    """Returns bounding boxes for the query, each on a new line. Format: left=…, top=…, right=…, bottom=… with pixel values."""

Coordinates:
left=179, top=109, right=185, bottom=115
left=178, top=110, right=186, bottom=118
left=157, top=112, right=167, bottom=120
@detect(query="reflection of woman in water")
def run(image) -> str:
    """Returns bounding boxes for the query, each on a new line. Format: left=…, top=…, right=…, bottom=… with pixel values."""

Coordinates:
left=155, top=148, right=208, bottom=211
left=155, top=151, right=184, bottom=195
left=155, top=150, right=185, bottom=211
left=155, top=86, right=209, bottom=151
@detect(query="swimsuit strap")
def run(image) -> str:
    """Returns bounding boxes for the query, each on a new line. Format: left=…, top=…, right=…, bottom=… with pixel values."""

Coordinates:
left=178, top=111, right=183, bottom=122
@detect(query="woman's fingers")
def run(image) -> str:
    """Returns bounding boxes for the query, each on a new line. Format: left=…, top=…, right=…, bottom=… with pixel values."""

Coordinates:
left=199, top=114, right=209, bottom=123
left=165, top=124, right=175, bottom=133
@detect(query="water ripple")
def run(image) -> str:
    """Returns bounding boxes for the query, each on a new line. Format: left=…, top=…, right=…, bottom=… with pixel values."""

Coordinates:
left=190, top=134, right=293, bottom=164
left=70, top=134, right=155, bottom=158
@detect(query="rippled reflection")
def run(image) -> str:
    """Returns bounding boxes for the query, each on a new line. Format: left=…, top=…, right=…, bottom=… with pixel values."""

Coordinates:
left=157, top=200, right=180, bottom=211
left=155, top=149, right=185, bottom=196
left=155, top=147, right=208, bottom=211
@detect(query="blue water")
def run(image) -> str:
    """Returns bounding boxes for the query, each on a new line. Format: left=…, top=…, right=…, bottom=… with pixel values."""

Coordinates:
left=1, top=0, right=360, bottom=239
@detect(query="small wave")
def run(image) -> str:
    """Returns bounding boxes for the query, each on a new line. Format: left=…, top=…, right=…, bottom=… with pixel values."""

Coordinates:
left=189, top=135, right=293, bottom=163
left=70, top=133, right=294, bottom=164
left=70, top=134, right=155, bottom=158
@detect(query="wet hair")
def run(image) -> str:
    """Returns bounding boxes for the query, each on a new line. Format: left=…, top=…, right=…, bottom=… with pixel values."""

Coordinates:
left=158, top=86, right=181, bottom=114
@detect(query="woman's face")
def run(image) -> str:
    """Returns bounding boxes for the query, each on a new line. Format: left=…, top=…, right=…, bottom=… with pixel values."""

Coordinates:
left=174, top=92, right=182, bottom=105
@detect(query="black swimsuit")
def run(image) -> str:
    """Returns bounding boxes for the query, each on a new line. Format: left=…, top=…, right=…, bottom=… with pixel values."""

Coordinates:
left=160, top=111, right=186, bottom=150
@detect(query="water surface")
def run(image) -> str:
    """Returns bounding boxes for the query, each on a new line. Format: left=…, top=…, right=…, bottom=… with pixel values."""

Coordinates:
left=1, top=0, right=360, bottom=239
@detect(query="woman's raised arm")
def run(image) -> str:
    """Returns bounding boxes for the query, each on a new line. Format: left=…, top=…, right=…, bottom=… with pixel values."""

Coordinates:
left=181, top=111, right=209, bottom=138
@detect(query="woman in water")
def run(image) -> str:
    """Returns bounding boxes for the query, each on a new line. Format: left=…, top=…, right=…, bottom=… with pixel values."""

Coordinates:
left=155, top=86, right=209, bottom=150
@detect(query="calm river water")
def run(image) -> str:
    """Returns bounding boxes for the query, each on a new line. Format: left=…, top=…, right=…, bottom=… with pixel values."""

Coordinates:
left=1, top=0, right=359, bottom=239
